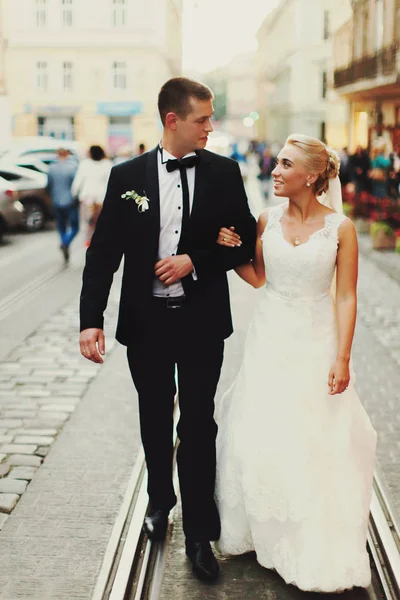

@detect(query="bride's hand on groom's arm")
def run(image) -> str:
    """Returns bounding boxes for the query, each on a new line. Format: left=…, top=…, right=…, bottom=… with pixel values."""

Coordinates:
left=328, top=358, right=350, bottom=395
left=217, top=226, right=242, bottom=247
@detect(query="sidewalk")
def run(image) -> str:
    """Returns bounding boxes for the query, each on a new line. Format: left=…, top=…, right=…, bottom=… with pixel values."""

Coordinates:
left=357, top=232, right=400, bottom=285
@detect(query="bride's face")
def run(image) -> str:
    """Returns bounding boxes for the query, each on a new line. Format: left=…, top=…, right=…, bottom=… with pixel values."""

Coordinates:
left=272, top=145, right=312, bottom=197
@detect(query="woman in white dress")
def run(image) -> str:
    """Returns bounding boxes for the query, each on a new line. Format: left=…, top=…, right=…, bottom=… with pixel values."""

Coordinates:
left=215, top=134, right=377, bottom=593
left=72, top=145, right=113, bottom=247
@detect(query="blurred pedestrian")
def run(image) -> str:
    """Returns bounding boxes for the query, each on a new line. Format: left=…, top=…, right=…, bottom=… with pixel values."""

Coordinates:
left=113, top=144, right=134, bottom=165
left=338, top=147, right=351, bottom=187
left=136, top=142, right=146, bottom=156
left=230, top=143, right=248, bottom=181
left=349, top=146, right=370, bottom=193
left=258, top=147, right=274, bottom=197
left=72, top=145, right=113, bottom=247
left=46, top=147, right=79, bottom=262
left=369, top=142, right=390, bottom=198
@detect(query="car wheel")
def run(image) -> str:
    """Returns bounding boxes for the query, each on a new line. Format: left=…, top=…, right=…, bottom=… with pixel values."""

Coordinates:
left=23, top=202, right=45, bottom=232
left=0, top=216, right=6, bottom=241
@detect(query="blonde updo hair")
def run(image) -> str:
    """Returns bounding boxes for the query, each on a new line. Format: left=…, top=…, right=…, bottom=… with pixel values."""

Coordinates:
left=286, top=134, right=340, bottom=196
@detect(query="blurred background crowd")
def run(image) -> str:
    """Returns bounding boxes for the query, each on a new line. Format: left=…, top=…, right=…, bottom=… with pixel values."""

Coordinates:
left=0, top=0, right=399, bottom=253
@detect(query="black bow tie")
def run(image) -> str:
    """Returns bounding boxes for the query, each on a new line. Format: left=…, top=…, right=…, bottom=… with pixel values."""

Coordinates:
left=166, top=155, right=200, bottom=172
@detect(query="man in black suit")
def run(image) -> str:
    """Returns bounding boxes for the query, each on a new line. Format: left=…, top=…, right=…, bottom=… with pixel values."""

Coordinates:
left=79, top=78, right=256, bottom=582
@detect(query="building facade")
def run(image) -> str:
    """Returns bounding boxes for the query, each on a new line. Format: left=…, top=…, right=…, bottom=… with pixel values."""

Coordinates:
left=256, top=0, right=348, bottom=148
left=333, top=0, right=400, bottom=152
left=0, top=0, right=12, bottom=146
left=206, top=52, right=258, bottom=143
left=1, top=0, right=182, bottom=152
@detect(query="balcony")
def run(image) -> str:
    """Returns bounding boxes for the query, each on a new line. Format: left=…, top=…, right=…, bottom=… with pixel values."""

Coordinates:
left=334, top=43, right=399, bottom=89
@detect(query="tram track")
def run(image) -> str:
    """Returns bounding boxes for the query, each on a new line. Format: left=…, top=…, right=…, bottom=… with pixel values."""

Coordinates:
left=0, top=249, right=84, bottom=322
left=92, top=438, right=400, bottom=600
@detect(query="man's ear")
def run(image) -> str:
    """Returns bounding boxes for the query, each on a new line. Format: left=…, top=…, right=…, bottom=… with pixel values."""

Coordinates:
left=165, top=112, right=178, bottom=131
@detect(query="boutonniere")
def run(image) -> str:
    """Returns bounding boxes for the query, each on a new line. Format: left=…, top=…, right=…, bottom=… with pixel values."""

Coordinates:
left=121, top=189, right=150, bottom=213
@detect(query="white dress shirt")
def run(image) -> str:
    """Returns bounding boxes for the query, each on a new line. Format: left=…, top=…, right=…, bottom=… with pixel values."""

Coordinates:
left=153, top=147, right=196, bottom=298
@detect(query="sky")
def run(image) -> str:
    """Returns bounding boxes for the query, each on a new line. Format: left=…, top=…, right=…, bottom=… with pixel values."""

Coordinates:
left=182, top=0, right=281, bottom=74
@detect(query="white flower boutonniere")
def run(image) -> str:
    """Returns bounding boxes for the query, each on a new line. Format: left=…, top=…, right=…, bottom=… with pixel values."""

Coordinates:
left=121, top=189, right=150, bottom=213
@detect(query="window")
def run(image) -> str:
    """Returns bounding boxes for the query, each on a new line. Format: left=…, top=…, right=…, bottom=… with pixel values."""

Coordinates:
left=36, top=61, right=48, bottom=91
left=112, top=0, right=127, bottom=27
left=376, top=0, right=384, bottom=50
left=323, top=10, right=330, bottom=40
left=320, top=122, right=326, bottom=144
left=63, top=62, right=73, bottom=91
left=36, top=0, right=47, bottom=27
left=362, top=8, right=369, bottom=55
left=0, top=171, right=22, bottom=182
left=322, top=71, right=327, bottom=99
left=112, top=61, right=127, bottom=89
left=62, top=0, right=73, bottom=27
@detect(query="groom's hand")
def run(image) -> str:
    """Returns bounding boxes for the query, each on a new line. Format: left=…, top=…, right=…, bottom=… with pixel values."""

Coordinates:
left=80, top=328, right=105, bottom=364
left=155, top=254, right=194, bottom=285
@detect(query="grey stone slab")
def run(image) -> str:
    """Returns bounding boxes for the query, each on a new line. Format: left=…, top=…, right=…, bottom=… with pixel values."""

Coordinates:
left=0, top=435, right=13, bottom=444
left=2, top=411, right=37, bottom=419
left=9, top=467, right=37, bottom=481
left=0, top=364, right=22, bottom=373
left=6, top=455, right=42, bottom=467
left=35, top=447, right=49, bottom=458
left=13, top=429, right=58, bottom=436
left=39, top=404, right=75, bottom=413
left=23, top=418, right=67, bottom=428
left=0, top=419, right=23, bottom=428
left=0, top=454, right=6, bottom=463
left=0, top=465, right=10, bottom=478
left=36, top=411, right=70, bottom=421
left=32, top=369, right=74, bottom=377
left=0, top=444, right=37, bottom=455
left=0, top=493, right=19, bottom=513
left=0, top=479, right=27, bottom=494
left=13, top=436, right=54, bottom=446
left=18, top=389, right=51, bottom=398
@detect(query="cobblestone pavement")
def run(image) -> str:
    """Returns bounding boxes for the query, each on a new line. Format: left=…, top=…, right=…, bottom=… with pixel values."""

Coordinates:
left=0, top=295, right=119, bottom=527
left=353, top=254, right=400, bottom=516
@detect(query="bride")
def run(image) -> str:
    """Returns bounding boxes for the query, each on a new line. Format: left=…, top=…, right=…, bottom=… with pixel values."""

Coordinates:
left=215, top=134, right=377, bottom=593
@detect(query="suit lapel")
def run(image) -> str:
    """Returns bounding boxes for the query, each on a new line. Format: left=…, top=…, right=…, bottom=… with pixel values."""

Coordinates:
left=145, top=147, right=161, bottom=260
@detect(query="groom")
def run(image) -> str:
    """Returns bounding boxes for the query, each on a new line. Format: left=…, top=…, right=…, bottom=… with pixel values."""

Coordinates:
left=79, top=77, right=256, bottom=582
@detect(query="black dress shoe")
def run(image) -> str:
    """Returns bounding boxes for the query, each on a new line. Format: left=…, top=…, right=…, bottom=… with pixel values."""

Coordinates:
left=185, top=540, right=219, bottom=582
left=143, top=508, right=168, bottom=541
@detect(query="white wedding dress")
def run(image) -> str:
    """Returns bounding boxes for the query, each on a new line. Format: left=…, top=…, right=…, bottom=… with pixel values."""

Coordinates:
left=216, top=203, right=377, bottom=593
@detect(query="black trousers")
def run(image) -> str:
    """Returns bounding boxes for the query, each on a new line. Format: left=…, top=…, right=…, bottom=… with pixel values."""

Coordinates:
left=127, top=301, right=224, bottom=541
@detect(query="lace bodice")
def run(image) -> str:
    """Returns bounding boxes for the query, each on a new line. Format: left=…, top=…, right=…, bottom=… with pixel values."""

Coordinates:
left=261, top=204, right=347, bottom=301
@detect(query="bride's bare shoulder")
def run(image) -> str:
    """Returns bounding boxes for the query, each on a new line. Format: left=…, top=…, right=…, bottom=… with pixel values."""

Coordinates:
left=257, top=208, right=270, bottom=235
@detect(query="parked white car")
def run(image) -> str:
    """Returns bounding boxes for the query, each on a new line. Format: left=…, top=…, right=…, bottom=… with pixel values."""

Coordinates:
left=0, top=163, right=51, bottom=232
left=0, top=136, right=83, bottom=174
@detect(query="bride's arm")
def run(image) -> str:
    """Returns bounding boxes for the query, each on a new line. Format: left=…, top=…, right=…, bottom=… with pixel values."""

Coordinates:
left=328, top=218, right=358, bottom=395
left=217, top=211, right=267, bottom=288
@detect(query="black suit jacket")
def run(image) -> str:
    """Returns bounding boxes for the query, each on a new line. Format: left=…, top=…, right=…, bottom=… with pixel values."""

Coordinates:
left=80, top=147, right=256, bottom=344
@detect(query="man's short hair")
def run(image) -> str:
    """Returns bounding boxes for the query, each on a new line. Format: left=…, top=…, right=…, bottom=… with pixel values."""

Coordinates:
left=158, top=77, right=213, bottom=126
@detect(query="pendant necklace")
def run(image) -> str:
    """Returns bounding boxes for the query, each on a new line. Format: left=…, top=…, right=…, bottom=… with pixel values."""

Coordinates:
left=294, top=236, right=300, bottom=246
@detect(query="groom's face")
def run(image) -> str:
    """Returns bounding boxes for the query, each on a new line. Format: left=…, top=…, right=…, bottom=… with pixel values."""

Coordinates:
left=175, top=97, right=214, bottom=152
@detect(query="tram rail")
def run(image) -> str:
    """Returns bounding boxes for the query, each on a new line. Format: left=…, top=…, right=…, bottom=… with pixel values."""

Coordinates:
left=92, top=436, right=400, bottom=600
